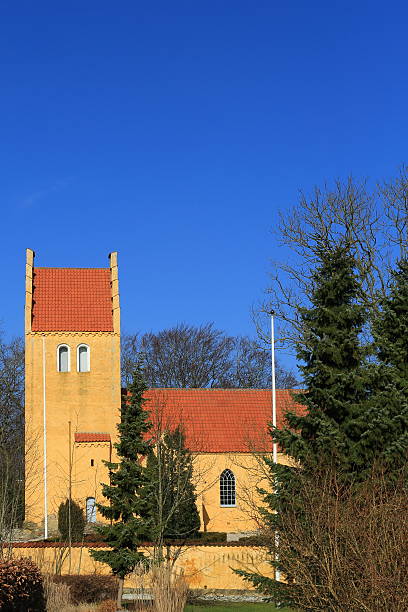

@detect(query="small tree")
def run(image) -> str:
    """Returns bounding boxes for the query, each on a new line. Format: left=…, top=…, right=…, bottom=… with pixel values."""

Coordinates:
left=147, top=426, right=200, bottom=561
left=57, top=499, right=85, bottom=542
left=90, top=360, right=152, bottom=610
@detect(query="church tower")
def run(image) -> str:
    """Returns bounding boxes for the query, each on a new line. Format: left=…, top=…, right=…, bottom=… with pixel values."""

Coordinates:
left=24, top=249, right=121, bottom=534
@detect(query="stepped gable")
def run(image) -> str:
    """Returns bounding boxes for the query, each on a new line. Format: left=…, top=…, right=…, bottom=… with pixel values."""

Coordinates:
left=31, top=267, right=113, bottom=332
left=142, top=388, right=303, bottom=453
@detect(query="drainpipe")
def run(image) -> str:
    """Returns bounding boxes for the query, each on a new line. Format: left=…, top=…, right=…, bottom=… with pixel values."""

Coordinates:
left=42, top=336, right=48, bottom=539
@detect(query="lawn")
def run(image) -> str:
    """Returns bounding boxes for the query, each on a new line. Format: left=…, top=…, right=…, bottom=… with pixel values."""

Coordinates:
left=186, top=603, right=294, bottom=612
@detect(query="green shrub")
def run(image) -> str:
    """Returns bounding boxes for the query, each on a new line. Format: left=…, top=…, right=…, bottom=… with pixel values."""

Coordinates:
left=196, top=531, right=227, bottom=543
left=57, top=498, right=85, bottom=542
left=0, top=558, right=45, bottom=611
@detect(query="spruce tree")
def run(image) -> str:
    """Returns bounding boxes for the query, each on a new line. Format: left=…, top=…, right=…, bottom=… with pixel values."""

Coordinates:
left=360, top=258, right=408, bottom=471
left=147, top=426, right=200, bottom=550
left=90, top=360, right=152, bottom=608
left=278, top=244, right=368, bottom=472
left=237, top=244, right=370, bottom=605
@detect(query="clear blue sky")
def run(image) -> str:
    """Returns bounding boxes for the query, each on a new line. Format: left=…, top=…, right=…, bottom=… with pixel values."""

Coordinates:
left=1, top=1, right=407, bottom=368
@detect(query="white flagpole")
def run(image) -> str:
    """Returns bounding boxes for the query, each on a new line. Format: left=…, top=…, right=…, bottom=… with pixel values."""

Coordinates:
left=270, top=312, right=280, bottom=583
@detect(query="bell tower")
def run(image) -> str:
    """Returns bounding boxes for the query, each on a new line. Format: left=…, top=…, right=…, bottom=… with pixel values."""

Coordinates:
left=24, top=249, right=121, bottom=534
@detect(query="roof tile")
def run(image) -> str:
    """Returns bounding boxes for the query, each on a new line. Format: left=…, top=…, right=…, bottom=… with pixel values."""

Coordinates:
left=75, top=432, right=111, bottom=443
left=141, top=388, right=304, bottom=453
left=31, top=268, right=113, bottom=331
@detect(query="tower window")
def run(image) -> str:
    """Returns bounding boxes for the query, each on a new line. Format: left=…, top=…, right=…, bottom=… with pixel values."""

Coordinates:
left=77, top=344, right=90, bottom=372
left=90, top=459, right=94, bottom=467
left=86, top=496, right=96, bottom=523
left=57, top=345, right=70, bottom=372
left=220, top=469, right=236, bottom=507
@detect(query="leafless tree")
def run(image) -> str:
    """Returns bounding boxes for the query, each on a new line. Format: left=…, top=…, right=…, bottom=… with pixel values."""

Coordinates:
left=219, top=336, right=297, bottom=388
left=258, top=169, right=408, bottom=350
left=380, top=165, right=408, bottom=255
left=123, top=323, right=234, bottom=388
left=0, top=332, right=25, bottom=549
left=0, top=333, right=24, bottom=432
left=122, top=324, right=297, bottom=389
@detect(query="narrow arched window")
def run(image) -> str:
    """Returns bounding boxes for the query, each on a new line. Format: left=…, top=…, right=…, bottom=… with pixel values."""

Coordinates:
left=220, top=469, right=236, bottom=506
left=57, top=345, right=70, bottom=372
left=86, top=497, right=96, bottom=523
left=77, top=344, right=90, bottom=372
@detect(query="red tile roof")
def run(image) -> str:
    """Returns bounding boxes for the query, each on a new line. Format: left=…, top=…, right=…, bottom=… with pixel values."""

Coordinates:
left=10, top=541, right=253, bottom=548
left=141, top=388, right=304, bottom=453
left=31, top=268, right=113, bottom=331
left=74, top=432, right=111, bottom=443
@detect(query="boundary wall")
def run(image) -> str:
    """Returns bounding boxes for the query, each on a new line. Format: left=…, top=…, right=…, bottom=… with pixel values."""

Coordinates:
left=10, top=542, right=273, bottom=591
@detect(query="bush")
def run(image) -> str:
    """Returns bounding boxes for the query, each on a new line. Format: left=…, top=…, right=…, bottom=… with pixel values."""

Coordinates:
left=58, top=499, right=86, bottom=542
left=52, top=574, right=118, bottom=604
left=196, top=531, right=227, bottom=543
left=0, top=558, right=45, bottom=611
left=98, top=600, right=117, bottom=612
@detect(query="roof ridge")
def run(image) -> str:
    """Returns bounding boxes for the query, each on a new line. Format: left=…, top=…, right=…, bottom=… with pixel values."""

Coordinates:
left=34, top=267, right=110, bottom=271
left=143, top=387, right=297, bottom=392
left=76, top=430, right=111, bottom=434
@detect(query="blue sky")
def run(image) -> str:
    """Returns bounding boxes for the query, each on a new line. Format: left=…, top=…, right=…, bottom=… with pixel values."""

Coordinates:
left=1, top=1, right=407, bottom=369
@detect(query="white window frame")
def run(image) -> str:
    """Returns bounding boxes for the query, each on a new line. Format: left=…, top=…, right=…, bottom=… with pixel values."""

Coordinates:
left=56, top=344, right=70, bottom=372
left=77, top=344, right=90, bottom=372
left=220, top=469, right=236, bottom=507
left=86, top=496, right=97, bottom=523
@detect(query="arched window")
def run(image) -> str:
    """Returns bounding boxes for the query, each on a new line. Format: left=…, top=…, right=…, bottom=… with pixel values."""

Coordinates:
left=57, top=345, right=70, bottom=372
left=77, top=344, right=90, bottom=372
left=220, top=469, right=236, bottom=507
left=86, top=497, right=96, bottom=523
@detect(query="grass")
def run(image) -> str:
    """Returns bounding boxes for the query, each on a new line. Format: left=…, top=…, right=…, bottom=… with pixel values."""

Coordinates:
left=186, top=604, right=294, bottom=612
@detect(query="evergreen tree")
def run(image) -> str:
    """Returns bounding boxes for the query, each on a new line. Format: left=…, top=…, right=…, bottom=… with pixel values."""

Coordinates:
left=237, top=244, right=370, bottom=606
left=359, top=258, right=408, bottom=470
left=147, top=426, right=200, bottom=551
left=278, top=244, right=369, bottom=473
left=58, top=499, right=85, bottom=542
left=90, top=360, right=152, bottom=608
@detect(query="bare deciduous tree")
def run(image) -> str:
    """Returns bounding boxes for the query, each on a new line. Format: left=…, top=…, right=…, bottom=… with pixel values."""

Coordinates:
left=122, top=324, right=297, bottom=389
left=0, top=332, right=25, bottom=550
left=219, top=336, right=297, bottom=389
left=123, top=323, right=234, bottom=388
left=258, top=169, right=408, bottom=350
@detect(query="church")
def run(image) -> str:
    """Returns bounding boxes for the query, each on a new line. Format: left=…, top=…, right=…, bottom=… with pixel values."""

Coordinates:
left=24, top=249, right=295, bottom=538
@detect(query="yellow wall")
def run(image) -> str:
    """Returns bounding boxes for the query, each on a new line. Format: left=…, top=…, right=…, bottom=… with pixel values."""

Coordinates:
left=13, top=544, right=273, bottom=591
left=194, top=452, right=275, bottom=534
left=24, top=250, right=121, bottom=527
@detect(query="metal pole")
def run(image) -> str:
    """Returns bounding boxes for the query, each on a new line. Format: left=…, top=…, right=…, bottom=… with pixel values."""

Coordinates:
left=270, top=313, right=280, bottom=583
left=42, top=337, right=48, bottom=539
left=271, top=314, right=278, bottom=465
